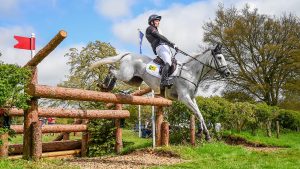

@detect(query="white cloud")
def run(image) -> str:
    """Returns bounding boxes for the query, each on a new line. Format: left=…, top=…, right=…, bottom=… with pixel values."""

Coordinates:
left=112, top=1, right=216, bottom=54
left=0, top=26, right=83, bottom=86
left=0, top=26, right=35, bottom=65
left=37, top=44, right=83, bottom=86
left=112, top=0, right=300, bottom=54
left=94, top=0, right=136, bottom=19
left=111, top=0, right=300, bottom=96
left=0, top=0, right=20, bottom=16
left=233, top=0, right=300, bottom=16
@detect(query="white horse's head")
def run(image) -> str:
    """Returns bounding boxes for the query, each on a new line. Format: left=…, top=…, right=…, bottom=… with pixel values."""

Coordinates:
left=210, top=43, right=231, bottom=78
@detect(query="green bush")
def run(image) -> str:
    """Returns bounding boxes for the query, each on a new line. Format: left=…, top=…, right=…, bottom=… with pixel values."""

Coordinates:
left=87, top=119, right=116, bottom=156
left=166, top=96, right=300, bottom=142
left=277, top=109, right=300, bottom=131
left=166, top=101, right=192, bottom=144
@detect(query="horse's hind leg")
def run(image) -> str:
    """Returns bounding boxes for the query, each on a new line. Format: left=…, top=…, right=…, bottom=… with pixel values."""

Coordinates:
left=110, top=60, right=135, bottom=82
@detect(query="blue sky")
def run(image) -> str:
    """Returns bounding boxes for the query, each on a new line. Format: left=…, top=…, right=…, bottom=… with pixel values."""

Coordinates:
left=0, top=0, right=299, bottom=95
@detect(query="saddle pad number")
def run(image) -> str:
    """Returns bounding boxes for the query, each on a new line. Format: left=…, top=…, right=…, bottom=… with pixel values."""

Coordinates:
left=149, top=65, right=157, bottom=71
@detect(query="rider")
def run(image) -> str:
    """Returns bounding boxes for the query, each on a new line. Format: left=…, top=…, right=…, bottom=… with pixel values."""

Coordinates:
left=145, top=14, right=178, bottom=88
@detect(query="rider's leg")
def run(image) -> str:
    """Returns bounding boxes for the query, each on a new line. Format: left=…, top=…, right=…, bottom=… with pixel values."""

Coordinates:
left=156, top=45, right=173, bottom=88
left=161, top=63, right=171, bottom=87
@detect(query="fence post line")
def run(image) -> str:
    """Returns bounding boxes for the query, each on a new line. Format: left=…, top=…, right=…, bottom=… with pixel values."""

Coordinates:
left=32, top=121, right=42, bottom=160
left=161, top=122, right=169, bottom=146
left=0, top=111, right=8, bottom=157
left=81, top=119, right=89, bottom=157
left=23, top=66, right=40, bottom=160
left=190, top=114, right=195, bottom=146
left=115, top=104, right=123, bottom=154
left=155, top=106, right=163, bottom=147
left=0, top=133, right=8, bottom=157
left=276, top=120, right=280, bottom=139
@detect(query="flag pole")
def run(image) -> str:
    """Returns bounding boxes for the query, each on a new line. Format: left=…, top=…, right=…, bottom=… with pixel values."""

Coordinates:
left=137, top=29, right=142, bottom=138
left=30, top=33, right=35, bottom=59
left=151, top=90, right=156, bottom=148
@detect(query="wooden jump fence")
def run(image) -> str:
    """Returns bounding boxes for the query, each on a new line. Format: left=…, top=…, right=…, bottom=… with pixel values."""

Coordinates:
left=0, top=30, right=172, bottom=160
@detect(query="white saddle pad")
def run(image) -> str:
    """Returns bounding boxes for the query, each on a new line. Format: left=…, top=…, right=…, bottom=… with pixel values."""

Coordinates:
left=145, top=61, right=179, bottom=78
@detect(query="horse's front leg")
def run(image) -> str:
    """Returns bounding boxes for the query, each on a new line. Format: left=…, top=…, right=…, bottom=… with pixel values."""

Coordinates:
left=192, top=98, right=211, bottom=141
left=178, top=94, right=211, bottom=142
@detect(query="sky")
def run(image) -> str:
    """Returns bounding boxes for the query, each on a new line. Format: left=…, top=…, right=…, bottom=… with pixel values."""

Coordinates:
left=0, top=0, right=299, bottom=95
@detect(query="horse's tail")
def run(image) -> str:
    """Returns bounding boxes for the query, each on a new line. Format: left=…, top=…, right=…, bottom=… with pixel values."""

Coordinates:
left=90, top=53, right=130, bottom=69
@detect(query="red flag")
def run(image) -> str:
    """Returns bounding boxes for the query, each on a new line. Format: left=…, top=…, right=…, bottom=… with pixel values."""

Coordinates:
left=14, top=35, right=35, bottom=50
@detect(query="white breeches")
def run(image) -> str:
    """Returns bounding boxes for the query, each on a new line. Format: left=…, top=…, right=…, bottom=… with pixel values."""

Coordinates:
left=156, top=45, right=172, bottom=65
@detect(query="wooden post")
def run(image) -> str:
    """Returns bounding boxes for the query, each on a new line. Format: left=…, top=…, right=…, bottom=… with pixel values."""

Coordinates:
left=161, top=122, right=169, bottom=146
left=115, top=104, right=123, bottom=154
left=190, top=115, right=195, bottom=146
left=63, top=133, right=70, bottom=140
left=276, top=120, right=280, bottom=139
left=155, top=106, right=163, bottom=147
left=24, top=30, right=67, bottom=67
left=23, top=67, right=39, bottom=160
left=266, top=120, right=272, bottom=137
left=81, top=119, right=89, bottom=157
left=0, top=113, right=9, bottom=157
left=0, top=133, right=9, bottom=157
left=32, top=122, right=42, bottom=160
left=81, top=132, right=89, bottom=157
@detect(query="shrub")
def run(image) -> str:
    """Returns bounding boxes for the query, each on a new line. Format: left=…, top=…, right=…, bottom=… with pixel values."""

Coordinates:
left=87, top=119, right=116, bottom=156
left=166, top=101, right=192, bottom=144
left=277, top=109, right=300, bottom=131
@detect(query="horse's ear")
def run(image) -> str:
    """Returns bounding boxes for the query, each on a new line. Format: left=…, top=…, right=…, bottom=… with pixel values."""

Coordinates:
left=215, top=43, right=222, bottom=52
left=214, top=43, right=219, bottom=51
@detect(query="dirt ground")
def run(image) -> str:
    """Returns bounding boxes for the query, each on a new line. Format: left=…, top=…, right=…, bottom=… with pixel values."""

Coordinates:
left=244, top=146, right=284, bottom=152
left=68, top=149, right=186, bottom=169
left=223, top=135, right=285, bottom=152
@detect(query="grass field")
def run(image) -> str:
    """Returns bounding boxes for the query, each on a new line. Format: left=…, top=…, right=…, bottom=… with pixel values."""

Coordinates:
left=1, top=130, right=299, bottom=169
left=153, top=132, right=300, bottom=169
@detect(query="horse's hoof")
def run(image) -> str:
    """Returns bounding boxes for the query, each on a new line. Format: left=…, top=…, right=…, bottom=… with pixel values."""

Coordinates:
left=205, top=136, right=212, bottom=142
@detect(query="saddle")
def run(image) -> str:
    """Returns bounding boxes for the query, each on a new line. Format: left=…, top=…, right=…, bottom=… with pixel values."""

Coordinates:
left=153, top=56, right=177, bottom=76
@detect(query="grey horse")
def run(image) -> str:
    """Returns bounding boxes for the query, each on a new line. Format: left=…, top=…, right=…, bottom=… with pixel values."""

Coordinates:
left=90, top=44, right=231, bottom=141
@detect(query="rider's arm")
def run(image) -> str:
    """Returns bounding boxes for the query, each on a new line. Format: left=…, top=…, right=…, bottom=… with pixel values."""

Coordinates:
left=149, top=26, right=175, bottom=48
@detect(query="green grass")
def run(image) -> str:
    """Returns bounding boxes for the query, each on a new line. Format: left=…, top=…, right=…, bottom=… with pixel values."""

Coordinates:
left=151, top=131, right=300, bottom=169
left=122, top=129, right=152, bottom=154
left=223, top=130, right=300, bottom=148
left=0, top=158, right=77, bottom=169
left=2, top=130, right=300, bottom=169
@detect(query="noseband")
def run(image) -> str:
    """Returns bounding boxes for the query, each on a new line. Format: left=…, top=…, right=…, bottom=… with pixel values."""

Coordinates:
left=211, top=50, right=228, bottom=75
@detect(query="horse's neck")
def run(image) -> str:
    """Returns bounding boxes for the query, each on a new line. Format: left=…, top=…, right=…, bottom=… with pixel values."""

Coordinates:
left=183, top=52, right=215, bottom=84
left=185, top=52, right=212, bottom=72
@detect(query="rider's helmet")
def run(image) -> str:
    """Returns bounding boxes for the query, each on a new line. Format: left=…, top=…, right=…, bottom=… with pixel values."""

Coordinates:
left=148, top=14, right=161, bottom=25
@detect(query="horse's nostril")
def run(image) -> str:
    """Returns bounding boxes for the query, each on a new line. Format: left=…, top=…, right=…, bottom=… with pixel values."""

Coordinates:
left=226, top=71, right=231, bottom=76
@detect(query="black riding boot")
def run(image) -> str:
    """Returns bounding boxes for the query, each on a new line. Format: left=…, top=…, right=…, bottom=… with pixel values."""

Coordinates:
left=160, top=63, right=173, bottom=88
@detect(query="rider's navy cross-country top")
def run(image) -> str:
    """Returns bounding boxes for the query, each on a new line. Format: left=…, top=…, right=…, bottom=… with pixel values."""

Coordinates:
left=146, top=25, right=175, bottom=55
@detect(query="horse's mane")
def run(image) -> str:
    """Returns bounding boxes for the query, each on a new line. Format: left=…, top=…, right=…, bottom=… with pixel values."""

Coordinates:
left=184, top=48, right=211, bottom=64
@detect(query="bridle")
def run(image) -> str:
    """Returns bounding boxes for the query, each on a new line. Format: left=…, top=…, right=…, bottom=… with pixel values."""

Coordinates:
left=172, top=47, right=228, bottom=92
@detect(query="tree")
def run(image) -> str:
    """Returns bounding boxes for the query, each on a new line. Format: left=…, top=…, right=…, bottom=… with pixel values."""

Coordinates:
left=0, top=58, right=31, bottom=109
left=48, top=41, right=120, bottom=156
left=61, top=41, right=117, bottom=91
left=203, top=5, right=300, bottom=106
